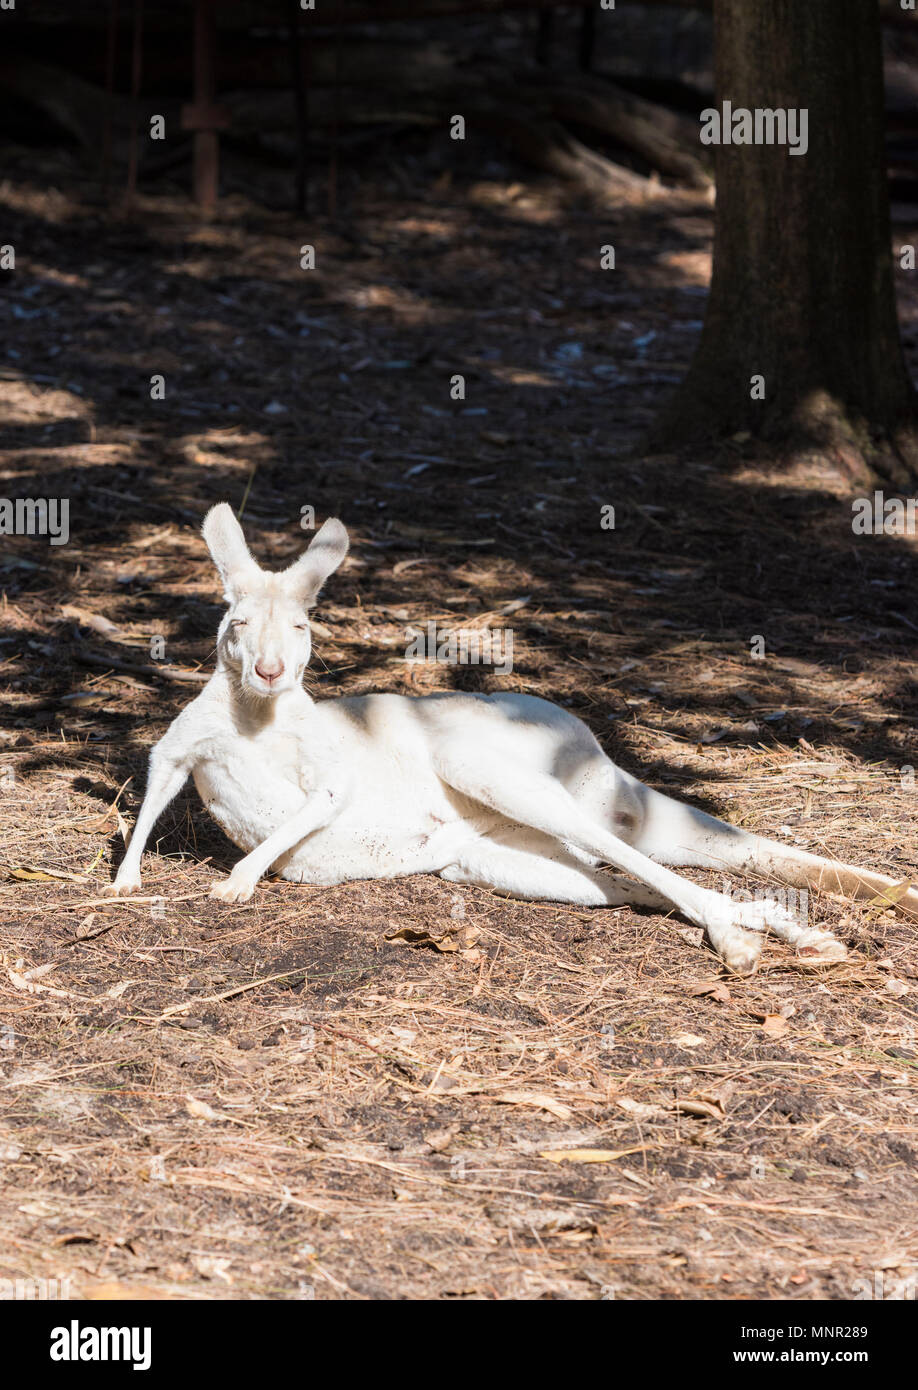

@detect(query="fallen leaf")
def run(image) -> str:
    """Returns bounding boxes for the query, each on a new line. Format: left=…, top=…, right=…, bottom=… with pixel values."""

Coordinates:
left=69, top=806, right=131, bottom=839
left=494, top=596, right=530, bottom=615
left=51, top=1231, right=99, bottom=1247
left=700, top=727, right=729, bottom=744
left=6, top=864, right=88, bottom=884
left=688, top=981, right=732, bottom=1004
left=67, top=780, right=133, bottom=840
left=385, top=921, right=481, bottom=953
left=617, top=1097, right=666, bottom=1121
left=184, top=1096, right=221, bottom=1122
left=864, top=879, right=915, bottom=919
left=20, top=961, right=58, bottom=982
left=670, top=1096, right=725, bottom=1121
left=492, top=1091, right=572, bottom=1120
left=182, top=1101, right=255, bottom=1131
left=696, top=1082, right=734, bottom=1111
left=59, top=690, right=108, bottom=709
left=760, top=1013, right=790, bottom=1038
left=191, top=1255, right=233, bottom=1284
left=671, top=1033, right=707, bottom=1048
left=420, top=1072, right=460, bottom=1093
left=8, top=867, right=58, bottom=883
left=61, top=604, right=120, bottom=636
left=391, top=557, right=425, bottom=577
left=539, top=1146, right=653, bottom=1164
left=423, top=1125, right=460, bottom=1152
left=106, top=980, right=139, bottom=1000
left=7, top=968, right=80, bottom=1001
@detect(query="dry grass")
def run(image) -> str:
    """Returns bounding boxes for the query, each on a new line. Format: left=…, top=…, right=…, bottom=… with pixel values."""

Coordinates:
left=1, top=127, right=918, bottom=1300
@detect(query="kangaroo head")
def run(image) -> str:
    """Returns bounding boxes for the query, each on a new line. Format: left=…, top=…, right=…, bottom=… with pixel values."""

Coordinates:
left=201, top=503, right=349, bottom=698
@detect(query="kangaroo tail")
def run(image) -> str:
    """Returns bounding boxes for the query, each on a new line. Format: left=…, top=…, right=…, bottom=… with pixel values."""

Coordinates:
left=633, top=785, right=918, bottom=919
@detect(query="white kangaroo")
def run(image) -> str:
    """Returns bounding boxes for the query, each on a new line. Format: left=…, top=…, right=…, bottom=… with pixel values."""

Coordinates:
left=106, top=504, right=918, bottom=973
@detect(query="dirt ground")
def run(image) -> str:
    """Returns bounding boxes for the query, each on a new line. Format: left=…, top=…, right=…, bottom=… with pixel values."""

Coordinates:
left=2, top=96, right=918, bottom=1302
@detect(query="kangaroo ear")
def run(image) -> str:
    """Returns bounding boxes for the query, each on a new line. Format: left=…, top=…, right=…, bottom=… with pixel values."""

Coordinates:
left=202, top=503, right=261, bottom=600
left=283, top=517, right=349, bottom=606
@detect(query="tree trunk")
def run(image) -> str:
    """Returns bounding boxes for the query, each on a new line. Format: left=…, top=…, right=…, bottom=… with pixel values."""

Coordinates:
left=651, top=0, right=918, bottom=485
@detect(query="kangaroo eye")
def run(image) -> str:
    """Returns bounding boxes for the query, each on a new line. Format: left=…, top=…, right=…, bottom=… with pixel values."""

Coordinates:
left=294, top=623, right=309, bottom=631
left=230, top=619, right=248, bottom=628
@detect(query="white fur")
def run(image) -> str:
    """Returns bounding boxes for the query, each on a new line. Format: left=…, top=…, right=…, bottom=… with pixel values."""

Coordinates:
left=107, top=504, right=918, bottom=973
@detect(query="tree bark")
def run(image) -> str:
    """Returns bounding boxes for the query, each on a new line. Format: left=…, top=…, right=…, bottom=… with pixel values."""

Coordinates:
left=650, top=0, right=918, bottom=485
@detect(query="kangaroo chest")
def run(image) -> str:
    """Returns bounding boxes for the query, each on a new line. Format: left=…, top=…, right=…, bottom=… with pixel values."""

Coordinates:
left=192, top=728, right=313, bottom=854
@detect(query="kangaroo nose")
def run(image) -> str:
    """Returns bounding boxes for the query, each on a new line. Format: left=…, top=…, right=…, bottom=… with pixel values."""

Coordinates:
left=255, top=658, right=284, bottom=683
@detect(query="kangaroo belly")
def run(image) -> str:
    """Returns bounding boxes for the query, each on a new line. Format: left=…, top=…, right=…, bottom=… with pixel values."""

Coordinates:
left=193, top=759, right=309, bottom=854
left=277, top=809, right=487, bottom=885
left=194, top=728, right=502, bottom=883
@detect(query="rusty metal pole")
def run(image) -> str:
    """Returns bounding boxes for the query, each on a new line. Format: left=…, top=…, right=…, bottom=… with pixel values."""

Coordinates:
left=328, top=0, right=341, bottom=220
left=287, top=0, right=309, bottom=212
left=125, top=0, right=143, bottom=205
left=578, top=1, right=596, bottom=72
left=102, top=0, right=119, bottom=197
left=182, top=0, right=227, bottom=211
left=535, top=1, right=553, bottom=66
